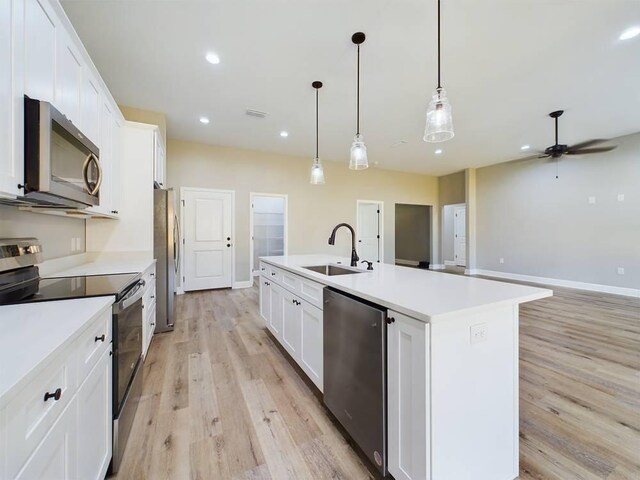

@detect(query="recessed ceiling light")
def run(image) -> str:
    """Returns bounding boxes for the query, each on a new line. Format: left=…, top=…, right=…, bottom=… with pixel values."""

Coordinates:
left=434, top=149, right=443, bottom=154
left=205, top=52, right=220, bottom=64
left=619, top=26, right=640, bottom=41
left=280, top=131, right=289, bottom=138
left=199, top=116, right=210, bottom=124
left=521, top=144, right=530, bottom=151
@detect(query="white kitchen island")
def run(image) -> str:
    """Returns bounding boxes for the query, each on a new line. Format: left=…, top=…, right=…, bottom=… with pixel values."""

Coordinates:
left=258, top=254, right=552, bottom=480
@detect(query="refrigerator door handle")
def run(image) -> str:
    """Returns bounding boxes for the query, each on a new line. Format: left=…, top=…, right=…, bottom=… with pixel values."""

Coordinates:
left=174, top=214, right=180, bottom=275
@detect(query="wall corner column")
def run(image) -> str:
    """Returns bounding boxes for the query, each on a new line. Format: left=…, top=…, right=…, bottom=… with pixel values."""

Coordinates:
left=465, top=168, right=477, bottom=273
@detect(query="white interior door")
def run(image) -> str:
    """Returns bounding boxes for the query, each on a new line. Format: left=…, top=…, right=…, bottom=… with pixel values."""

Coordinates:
left=454, top=205, right=466, bottom=267
left=183, top=189, right=233, bottom=291
left=357, top=201, right=382, bottom=263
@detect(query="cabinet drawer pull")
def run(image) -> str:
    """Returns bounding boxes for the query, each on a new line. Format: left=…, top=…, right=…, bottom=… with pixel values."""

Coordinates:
left=151, top=295, right=155, bottom=299
left=44, top=388, right=62, bottom=402
left=95, top=334, right=106, bottom=343
left=271, top=272, right=276, bottom=276
left=151, top=322, right=155, bottom=326
left=386, top=317, right=396, bottom=324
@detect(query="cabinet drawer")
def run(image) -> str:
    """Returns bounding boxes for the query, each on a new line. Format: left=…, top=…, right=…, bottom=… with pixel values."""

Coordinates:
left=267, top=265, right=282, bottom=283
left=142, top=263, right=156, bottom=288
left=77, top=308, right=112, bottom=383
left=143, top=278, right=156, bottom=309
left=281, top=270, right=301, bottom=292
left=299, top=277, right=324, bottom=309
left=3, top=350, right=77, bottom=479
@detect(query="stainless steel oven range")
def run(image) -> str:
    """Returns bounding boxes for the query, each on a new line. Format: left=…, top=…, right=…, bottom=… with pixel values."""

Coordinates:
left=0, top=238, right=145, bottom=475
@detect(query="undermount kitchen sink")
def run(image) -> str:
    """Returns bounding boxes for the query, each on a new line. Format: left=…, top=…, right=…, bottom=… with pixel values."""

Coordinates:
left=303, top=264, right=364, bottom=276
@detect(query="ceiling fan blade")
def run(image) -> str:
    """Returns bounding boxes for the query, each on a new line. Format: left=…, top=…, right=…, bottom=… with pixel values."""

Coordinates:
left=567, top=139, right=608, bottom=150
left=566, top=146, right=617, bottom=155
left=512, top=153, right=548, bottom=162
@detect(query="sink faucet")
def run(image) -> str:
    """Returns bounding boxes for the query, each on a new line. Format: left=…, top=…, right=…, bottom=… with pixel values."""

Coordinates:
left=328, top=223, right=359, bottom=267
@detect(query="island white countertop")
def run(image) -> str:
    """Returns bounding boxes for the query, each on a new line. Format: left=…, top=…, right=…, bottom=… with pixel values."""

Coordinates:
left=260, top=254, right=552, bottom=322
left=40, top=251, right=155, bottom=278
left=0, top=296, right=114, bottom=406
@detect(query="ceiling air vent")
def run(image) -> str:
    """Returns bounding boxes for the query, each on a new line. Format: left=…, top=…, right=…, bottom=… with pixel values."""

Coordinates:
left=245, top=109, right=268, bottom=118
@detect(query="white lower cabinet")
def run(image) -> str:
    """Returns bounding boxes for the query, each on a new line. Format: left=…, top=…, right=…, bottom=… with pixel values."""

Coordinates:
left=299, top=301, right=323, bottom=390
left=76, top=348, right=112, bottom=480
left=1, top=306, right=113, bottom=480
left=269, top=282, right=284, bottom=340
left=281, top=289, right=302, bottom=358
left=260, top=262, right=324, bottom=392
left=387, top=310, right=430, bottom=480
left=259, top=278, right=270, bottom=325
left=15, top=397, right=78, bottom=480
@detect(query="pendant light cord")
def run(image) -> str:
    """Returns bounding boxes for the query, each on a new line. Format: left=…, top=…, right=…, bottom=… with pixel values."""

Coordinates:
left=357, top=44, right=360, bottom=135
left=315, top=88, right=319, bottom=159
left=437, top=0, right=441, bottom=89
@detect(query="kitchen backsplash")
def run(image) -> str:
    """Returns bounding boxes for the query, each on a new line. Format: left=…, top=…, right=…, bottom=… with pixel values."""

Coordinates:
left=0, top=205, right=85, bottom=260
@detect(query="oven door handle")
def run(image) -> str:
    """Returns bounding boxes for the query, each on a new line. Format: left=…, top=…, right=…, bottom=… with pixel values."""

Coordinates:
left=115, top=280, right=146, bottom=313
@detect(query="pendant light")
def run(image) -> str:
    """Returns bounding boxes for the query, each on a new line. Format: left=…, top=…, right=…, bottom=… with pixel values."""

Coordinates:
left=423, top=0, right=454, bottom=143
left=349, top=32, right=368, bottom=170
left=310, top=81, right=325, bottom=185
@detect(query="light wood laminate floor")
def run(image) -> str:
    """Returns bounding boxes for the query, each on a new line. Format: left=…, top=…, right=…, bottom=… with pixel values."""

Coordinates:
left=114, top=282, right=640, bottom=480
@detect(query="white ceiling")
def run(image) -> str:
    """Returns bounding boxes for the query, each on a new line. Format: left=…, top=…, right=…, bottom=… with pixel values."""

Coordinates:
left=61, top=0, right=640, bottom=176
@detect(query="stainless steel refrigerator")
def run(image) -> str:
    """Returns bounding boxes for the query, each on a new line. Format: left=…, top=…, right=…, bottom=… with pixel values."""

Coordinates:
left=153, top=188, right=178, bottom=332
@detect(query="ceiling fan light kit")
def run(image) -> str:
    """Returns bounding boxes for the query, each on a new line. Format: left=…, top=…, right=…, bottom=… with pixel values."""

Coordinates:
left=310, top=81, right=326, bottom=185
left=424, top=0, right=455, bottom=143
left=349, top=32, right=369, bottom=170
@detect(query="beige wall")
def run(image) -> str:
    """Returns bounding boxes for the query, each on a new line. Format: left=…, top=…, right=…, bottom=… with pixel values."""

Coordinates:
left=395, top=204, right=432, bottom=263
left=476, top=132, right=640, bottom=289
left=0, top=205, right=85, bottom=260
left=438, top=171, right=465, bottom=206
left=119, top=105, right=167, bottom=141
left=166, top=140, right=439, bottom=282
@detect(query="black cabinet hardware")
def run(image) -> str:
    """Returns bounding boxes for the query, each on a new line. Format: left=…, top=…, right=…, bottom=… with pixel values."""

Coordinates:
left=151, top=295, right=155, bottom=299
left=261, top=267, right=265, bottom=271
left=386, top=317, right=396, bottom=324
left=271, top=272, right=276, bottom=276
left=95, top=334, right=106, bottom=343
left=44, top=388, right=62, bottom=402
left=227, top=237, right=231, bottom=241
left=150, top=273, right=155, bottom=277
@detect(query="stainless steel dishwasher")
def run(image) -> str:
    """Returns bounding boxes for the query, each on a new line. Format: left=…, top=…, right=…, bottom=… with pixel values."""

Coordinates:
left=323, top=287, right=388, bottom=477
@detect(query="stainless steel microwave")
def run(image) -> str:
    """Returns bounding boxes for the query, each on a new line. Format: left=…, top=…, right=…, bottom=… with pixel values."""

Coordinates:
left=23, top=96, right=101, bottom=208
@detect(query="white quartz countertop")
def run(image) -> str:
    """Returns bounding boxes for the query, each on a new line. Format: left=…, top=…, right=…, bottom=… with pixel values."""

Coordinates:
left=261, top=255, right=552, bottom=322
left=41, top=251, right=155, bottom=278
left=0, top=296, right=114, bottom=406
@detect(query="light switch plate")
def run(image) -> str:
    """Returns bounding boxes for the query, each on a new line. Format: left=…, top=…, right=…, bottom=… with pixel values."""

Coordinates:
left=588, top=196, right=596, bottom=204
left=499, top=258, right=505, bottom=264
left=617, top=194, right=625, bottom=202
left=617, top=267, right=625, bottom=275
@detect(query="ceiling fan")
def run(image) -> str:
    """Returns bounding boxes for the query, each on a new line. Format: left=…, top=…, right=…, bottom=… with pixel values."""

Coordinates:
left=521, top=110, right=617, bottom=161
left=518, top=110, right=616, bottom=178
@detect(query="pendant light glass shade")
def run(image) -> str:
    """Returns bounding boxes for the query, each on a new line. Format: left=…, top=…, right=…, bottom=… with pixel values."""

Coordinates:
left=423, top=87, right=454, bottom=143
left=350, top=32, right=369, bottom=170
left=349, top=133, right=368, bottom=170
left=310, top=157, right=325, bottom=184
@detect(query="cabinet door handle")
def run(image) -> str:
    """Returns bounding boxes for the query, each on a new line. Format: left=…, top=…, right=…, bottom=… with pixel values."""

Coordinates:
left=95, top=334, right=106, bottom=343
left=44, top=388, right=62, bottom=402
left=271, top=272, right=276, bottom=276
left=386, top=317, right=396, bottom=324
left=151, top=322, right=155, bottom=326
left=151, top=295, right=155, bottom=299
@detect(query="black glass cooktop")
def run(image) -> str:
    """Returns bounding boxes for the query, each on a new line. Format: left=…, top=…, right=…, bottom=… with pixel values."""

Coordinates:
left=8, top=273, right=140, bottom=304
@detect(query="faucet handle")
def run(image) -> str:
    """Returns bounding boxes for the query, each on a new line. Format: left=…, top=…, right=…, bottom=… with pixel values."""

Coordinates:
left=361, top=260, right=374, bottom=271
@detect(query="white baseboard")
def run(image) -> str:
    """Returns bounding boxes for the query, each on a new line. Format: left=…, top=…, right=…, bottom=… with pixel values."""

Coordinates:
left=430, top=264, right=445, bottom=270
left=472, top=269, right=640, bottom=298
left=233, top=280, right=254, bottom=289
left=444, top=260, right=456, bottom=266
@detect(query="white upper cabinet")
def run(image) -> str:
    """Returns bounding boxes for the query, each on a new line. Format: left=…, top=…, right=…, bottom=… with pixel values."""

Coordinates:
left=24, top=0, right=56, bottom=103
left=55, top=29, right=82, bottom=125
left=154, top=130, right=166, bottom=187
left=0, top=0, right=125, bottom=209
left=0, top=0, right=24, bottom=198
left=80, top=73, right=101, bottom=146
